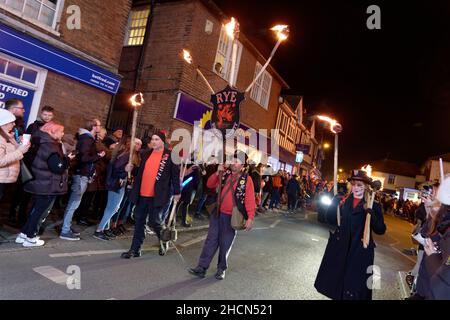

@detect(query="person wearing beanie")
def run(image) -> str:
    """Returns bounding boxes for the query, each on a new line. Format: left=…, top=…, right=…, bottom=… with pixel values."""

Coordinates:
left=104, top=127, right=124, bottom=149
left=188, top=151, right=255, bottom=280
left=0, top=108, right=30, bottom=200
left=121, top=131, right=180, bottom=258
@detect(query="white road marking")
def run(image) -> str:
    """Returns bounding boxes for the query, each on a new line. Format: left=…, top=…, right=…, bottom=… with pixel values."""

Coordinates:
left=270, top=219, right=281, bottom=228
left=50, top=249, right=126, bottom=258
left=180, top=235, right=207, bottom=247
left=397, top=271, right=411, bottom=299
left=311, top=238, right=320, bottom=242
left=253, top=227, right=271, bottom=230
left=33, top=266, right=68, bottom=285
left=390, top=246, right=416, bottom=263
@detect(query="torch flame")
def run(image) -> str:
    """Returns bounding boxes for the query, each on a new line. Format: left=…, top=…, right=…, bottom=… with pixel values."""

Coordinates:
left=317, top=115, right=340, bottom=134
left=361, top=165, right=373, bottom=178
left=130, top=92, right=144, bottom=108
left=225, top=17, right=238, bottom=40
left=183, top=49, right=193, bottom=64
left=271, top=25, right=289, bottom=41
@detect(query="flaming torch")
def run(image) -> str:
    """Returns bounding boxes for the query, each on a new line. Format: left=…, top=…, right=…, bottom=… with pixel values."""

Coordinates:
left=246, top=25, right=290, bottom=93
left=182, top=49, right=215, bottom=94
left=225, top=17, right=240, bottom=87
left=128, top=92, right=144, bottom=178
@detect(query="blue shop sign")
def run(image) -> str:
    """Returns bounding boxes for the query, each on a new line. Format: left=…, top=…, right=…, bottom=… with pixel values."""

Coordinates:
left=0, top=23, right=121, bottom=94
left=0, top=79, right=35, bottom=122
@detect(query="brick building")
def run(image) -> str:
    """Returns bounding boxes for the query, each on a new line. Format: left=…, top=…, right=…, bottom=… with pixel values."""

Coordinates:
left=111, top=0, right=311, bottom=171
left=0, top=0, right=131, bottom=134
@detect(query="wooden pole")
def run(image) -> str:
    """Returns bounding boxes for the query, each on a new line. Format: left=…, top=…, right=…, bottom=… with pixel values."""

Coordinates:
left=128, top=107, right=138, bottom=179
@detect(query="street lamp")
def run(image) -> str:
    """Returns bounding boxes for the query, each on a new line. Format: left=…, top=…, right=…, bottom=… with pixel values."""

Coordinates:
left=316, top=115, right=343, bottom=196
left=323, top=143, right=330, bottom=150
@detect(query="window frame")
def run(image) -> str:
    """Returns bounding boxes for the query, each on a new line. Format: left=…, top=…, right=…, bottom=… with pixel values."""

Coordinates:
left=123, top=6, right=151, bottom=47
left=250, top=61, right=272, bottom=109
left=212, top=25, right=243, bottom=85
left=0, top=0, right=64, bottom=33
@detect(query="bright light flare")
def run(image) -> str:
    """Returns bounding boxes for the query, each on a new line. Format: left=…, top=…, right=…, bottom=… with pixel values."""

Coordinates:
left=130, top=92, right=144, bottom=108
left=225, top=17, right=239, bottom=40
left=361, top=165, right=373, bottom=178
left=271, top=25, right=289, bottom=41
left=317, top=115, right=340, bottom=133
left=183, top=49, right=193, bottom=64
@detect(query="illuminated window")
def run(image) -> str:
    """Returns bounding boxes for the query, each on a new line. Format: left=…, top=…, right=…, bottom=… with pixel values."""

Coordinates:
left=0, top=0, right=61, bottom=29
left=213, top=26, right=243, bottom=84
left=124, top=7, right=150, bottom=46
left=250, top=61, right=272, bottom=109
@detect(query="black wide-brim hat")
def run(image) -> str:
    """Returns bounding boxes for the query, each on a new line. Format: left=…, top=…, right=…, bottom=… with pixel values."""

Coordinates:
left=347, top=169, right=372, bottom=184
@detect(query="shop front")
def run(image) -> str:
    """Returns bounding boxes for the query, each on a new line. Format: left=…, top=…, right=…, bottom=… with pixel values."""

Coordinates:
left=0, top=22, right=121, bottom=126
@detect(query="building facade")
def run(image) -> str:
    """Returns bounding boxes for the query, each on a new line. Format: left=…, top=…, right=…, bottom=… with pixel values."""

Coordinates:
left=111, top=0, right=322, bottom=171
left=0, top=0, right=131, bottom=134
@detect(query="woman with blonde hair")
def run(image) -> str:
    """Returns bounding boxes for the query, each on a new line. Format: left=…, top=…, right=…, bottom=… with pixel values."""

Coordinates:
left=15, top=122, right=73, bottom=247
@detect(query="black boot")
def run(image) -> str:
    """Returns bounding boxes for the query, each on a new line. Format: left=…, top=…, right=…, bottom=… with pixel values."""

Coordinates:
left=120, top=250, right=141, bottom=259
left=188, top=266, right=206, bottom=278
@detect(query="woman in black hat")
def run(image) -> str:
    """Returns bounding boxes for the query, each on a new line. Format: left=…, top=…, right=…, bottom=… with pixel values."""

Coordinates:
left=315, top=169, right=387, bottom=300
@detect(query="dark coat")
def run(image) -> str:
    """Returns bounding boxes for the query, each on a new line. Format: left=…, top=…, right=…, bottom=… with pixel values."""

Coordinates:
left=340, top=195, right=386, bottom=300
left=426, top=228, right=450, bottom=300
left=105, top=152, right=129, bottom=193
left=316, top=194, right=386, bottom=300
left=129, top=148, right=180, bottom=209
left=74, top=131, right=101, bottom=177
left=24, top=131, right=69, bottom=195
left=86, top=140, right=110, bottom=192
left=287, top=178, right=300, bottom=196
left=250, top=171, right=261, bottom=193
left=262, top=175, right=272, bottom=193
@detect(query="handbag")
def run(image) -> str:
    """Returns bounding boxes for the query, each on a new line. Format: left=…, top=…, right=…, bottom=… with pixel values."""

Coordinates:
left=20, top=160, right=33, bottom=184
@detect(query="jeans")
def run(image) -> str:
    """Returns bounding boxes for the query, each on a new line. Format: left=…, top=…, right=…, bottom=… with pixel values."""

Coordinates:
left=198, top=213, right=236, bottom=271
left=114, top=188, right=134, bottom=224
left=21, top=195, right=56, bottom=238
left=195, top=193, right=208, bottom=215
left=260, top=192, right=269, bottom=209
left=269, top=189, right=280, bottom=209
left=130, top=197, right=162, bottom=252
left=97, top=187, right=126, bottom=231
left=62, top=175, right=89, bottom=234
left=288, top=194, right=297, bottom=211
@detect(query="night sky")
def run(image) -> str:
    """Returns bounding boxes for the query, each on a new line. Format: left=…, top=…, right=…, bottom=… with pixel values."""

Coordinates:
left=213, top=0, right=450, bottom=176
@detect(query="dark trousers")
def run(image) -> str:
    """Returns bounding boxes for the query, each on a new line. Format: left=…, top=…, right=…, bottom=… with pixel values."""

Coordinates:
left=0, top=183, right=6, bottom=201
left=21, top=195, right=56, bottom=238
left=9, top=183, right=32, bottom=226
left=288, top=194, right=297, bottom=210
left=198, top=213, right=236, bottom=271
left=130, top=197, right=162, bottom=252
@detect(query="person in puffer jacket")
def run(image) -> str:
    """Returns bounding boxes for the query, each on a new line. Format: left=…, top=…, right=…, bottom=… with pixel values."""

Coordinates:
left=16, top=122, right=72, bottom=247
left=0, top=108, right=30, bottom=201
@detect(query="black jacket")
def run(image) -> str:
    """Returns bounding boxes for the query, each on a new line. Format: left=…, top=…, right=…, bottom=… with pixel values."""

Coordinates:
left=250, top=171, right=261, bottom=193
left=337, top=195, right=386, bottom=300
left=74, top=130, right=101, bottom=177
left=426, top=228, right=450, bottom=300
left=129, top=148, right=180, bottom=208
left=24, top=131, right=69, bottom=195
left=26, top=119, right=45, bottom=136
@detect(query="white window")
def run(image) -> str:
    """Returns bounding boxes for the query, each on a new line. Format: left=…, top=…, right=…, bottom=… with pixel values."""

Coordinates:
left=124, top=7, right=150, bottom=46
left=0, top=0, right=63, bottom=29
left=250, top=61, right=272, bottom=109
left=213, top=26, right=243, bottom=85
left=0, top=56, right=39, bottom=85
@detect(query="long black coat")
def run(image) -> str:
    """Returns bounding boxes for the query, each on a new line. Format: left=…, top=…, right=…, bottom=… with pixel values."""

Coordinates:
left=129, top=148, right=180, bottom=209
left=426, top=228, right=450, bottom=300
left=339, top=195, right=386, bottom=300
left=24, top=131, right=69, bottom=195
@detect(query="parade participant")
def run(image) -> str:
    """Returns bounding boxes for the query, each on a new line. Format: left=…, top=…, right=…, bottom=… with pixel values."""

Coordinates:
left=315, top=169, right=386, bottom=300
left=120, top=131, right=180, bottom=258
left=188, top=151, right=255, bottom=280
left=287, top=174, right=300, bottom=214
left=16, top=122, right=72, bottom=247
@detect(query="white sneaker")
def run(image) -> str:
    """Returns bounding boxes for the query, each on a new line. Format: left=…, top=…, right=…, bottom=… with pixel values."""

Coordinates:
left=15, top=233, right=27, bottom=244
left=23, top=237, right=45, bottom=247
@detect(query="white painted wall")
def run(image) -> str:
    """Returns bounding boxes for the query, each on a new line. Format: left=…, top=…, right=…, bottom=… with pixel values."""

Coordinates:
left=429, top=160, right=450, bottom=182
left=372, top=171, right=416, bottom=190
